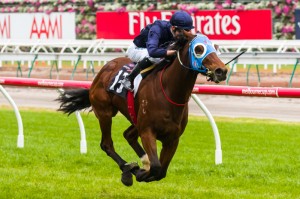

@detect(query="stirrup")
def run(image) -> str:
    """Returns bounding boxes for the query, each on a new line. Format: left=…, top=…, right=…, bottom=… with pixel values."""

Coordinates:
left=121, top=78, right=134, bottom=92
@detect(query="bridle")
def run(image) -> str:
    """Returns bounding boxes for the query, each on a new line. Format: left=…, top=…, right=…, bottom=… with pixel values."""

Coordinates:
left=160, top=34, right=216, bottom=106
left=160, top=34, right=243, bottom=106
left=177, top=34, right=245, bottom=81
left=177, top=34, right=216, bottom=81
left=177, top=49, right=213, bottom=80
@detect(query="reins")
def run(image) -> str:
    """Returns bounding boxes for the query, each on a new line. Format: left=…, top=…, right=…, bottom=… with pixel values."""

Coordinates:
left=177, top=50, right=189, bottom=70
left=225, top=51, right=246, bottom=65
left=160, top=64, right=188, bottom=106
left=160, top=35, right=245, bottom=106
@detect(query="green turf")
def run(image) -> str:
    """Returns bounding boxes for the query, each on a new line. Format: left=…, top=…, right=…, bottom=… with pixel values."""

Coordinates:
left=0, top=108, right=300, bottom=199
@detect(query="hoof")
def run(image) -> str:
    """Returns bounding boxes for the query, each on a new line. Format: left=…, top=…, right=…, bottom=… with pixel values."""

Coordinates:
left=135, top=167, right=161, bottom=182
left=121, top=162, right=140, bottom=186
left=136, top=169, right=147, bottom=182
left=121, top=170, right=133, bottom=186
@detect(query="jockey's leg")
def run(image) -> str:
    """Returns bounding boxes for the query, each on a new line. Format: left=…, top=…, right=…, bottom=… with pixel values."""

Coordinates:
left=121, top=57, right=153, bottom=91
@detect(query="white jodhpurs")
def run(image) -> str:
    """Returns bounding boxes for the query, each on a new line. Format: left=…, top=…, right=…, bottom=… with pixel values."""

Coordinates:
left=126, top=43, right=161, bottom=63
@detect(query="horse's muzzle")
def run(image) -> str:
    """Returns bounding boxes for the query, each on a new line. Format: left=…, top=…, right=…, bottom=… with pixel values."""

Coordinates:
left=213, top=67, right=228, bottom=83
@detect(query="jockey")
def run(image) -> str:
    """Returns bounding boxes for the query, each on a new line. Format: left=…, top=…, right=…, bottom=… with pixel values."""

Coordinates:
left=121, top=10, right=195, bottom=91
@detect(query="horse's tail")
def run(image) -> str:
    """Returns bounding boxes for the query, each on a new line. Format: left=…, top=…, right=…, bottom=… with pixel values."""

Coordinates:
left=56, top=88, right=91, bottom=115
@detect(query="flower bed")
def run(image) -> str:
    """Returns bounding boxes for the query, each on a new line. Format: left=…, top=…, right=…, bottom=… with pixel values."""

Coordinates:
left=0, top=0, right=298, bottom=39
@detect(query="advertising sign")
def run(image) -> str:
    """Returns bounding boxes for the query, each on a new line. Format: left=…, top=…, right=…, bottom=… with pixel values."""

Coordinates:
left=96, top=10, right=272, bottom=40
left=0, top=13, right=75, bottom=40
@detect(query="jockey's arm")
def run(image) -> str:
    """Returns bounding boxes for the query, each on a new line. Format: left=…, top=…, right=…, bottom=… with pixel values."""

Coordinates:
left=146, top=25, right=170, bottom=58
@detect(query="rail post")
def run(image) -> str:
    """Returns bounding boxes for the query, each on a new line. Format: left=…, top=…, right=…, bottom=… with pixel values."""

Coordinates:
left=0, top=85, right=24, bottom=148
left=246, top=64, right=261, bottom=86
left=191, top=94, right=222, bottom=165
left=57, top=88, right=87, bottom=154
left=86, top=61, right=95, bottom=80
left=75, top=111, right=87, bottom=154
left=226, top=59, right=237, bottom=85
left=50, top=60, right=59, bottom=79
left=28, top=54, right=38, bottom=78
left=71, top=55, right=82, bottom=80
left=16, top=61, right=23, bottom=77
left=289, top=58, right=299, bottom=88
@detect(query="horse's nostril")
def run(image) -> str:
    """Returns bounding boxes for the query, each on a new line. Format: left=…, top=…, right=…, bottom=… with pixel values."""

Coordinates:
left=215, top=68, right=223, bottom=76
left=215, top=68, right=228, bottom=76
left=214, top=68, right=227, bottom=82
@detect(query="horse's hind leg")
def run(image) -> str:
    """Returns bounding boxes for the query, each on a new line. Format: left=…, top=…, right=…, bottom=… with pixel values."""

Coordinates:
left=123, top=125, right=150, bottom=171
left=95, top=110, right=136, bottom=186
left=98, top=115, right=125, bottom=165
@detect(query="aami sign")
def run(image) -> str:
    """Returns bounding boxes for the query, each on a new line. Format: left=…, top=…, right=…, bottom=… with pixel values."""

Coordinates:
left=0, top=13, right=75, bottom=40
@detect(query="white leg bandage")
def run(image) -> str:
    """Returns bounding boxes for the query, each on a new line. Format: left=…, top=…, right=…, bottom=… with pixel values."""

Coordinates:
left=141, top=154, right=150, bottom=171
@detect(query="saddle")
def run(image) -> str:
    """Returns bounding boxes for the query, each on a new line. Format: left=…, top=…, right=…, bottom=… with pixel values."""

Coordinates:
left=108, top=58, right=172, bottom=98
left=108, top=59, right=173, bottom=124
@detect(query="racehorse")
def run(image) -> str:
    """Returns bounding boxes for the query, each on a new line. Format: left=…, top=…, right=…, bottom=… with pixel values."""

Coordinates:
left=56, top=30, right=228, bottom=186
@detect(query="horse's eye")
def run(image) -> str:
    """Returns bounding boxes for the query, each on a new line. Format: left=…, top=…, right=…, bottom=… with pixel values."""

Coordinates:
left=194, top=44, right=207, bottom=58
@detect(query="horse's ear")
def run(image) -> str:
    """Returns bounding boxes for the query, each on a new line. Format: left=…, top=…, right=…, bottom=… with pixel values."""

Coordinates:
left=213, top=43, right=221, bottom=55
left=214, top=44, right=219, bottom=51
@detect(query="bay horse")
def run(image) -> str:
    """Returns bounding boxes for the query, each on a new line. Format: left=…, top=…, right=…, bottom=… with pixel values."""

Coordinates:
left=57, top=31, right=227, bottom=186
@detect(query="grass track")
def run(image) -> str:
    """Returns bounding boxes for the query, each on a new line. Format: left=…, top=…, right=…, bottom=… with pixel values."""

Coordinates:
left=1, top=108, right=300, bottom=199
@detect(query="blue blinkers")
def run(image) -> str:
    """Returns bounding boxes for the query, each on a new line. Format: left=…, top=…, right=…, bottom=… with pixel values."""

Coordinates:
left=188, top=34, right=216, bottom=73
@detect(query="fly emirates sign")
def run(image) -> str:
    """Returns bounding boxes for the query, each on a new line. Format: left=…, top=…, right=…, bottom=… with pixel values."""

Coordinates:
left=96, top=10, right=272, bottom=40
left=0, top=13, right=75, bottom=40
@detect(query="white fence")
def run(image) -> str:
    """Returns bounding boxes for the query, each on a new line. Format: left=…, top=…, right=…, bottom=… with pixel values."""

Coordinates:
left=1, top=39, right=300, bottom=76
left=2, top=39, right=300, bottom=55
left=1, top=39, right=299, bottom=88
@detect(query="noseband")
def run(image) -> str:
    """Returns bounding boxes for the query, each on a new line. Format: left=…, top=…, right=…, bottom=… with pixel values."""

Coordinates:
left=177, top=34, right=216, bottom=77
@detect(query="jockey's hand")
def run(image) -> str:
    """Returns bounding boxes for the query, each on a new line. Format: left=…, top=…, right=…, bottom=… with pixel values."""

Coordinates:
left=165, top=50, right=177, bottom=60
left=166, top=50, right=176, bottom=56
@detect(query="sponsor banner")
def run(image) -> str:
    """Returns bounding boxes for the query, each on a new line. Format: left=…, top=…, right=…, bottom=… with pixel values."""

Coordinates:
left=295, top=9, right=300, bottom=39
left=96, top=10, right=272, bottom=40
left=241, top=87, right=278, bottom=97
left=0, top=12, right=75, bottom=40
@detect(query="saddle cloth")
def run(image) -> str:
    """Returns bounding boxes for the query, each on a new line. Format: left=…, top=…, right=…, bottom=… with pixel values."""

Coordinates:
left=108, top=62, right=144, bottom=124
left=108, top=59, right=172, bottom=124
left=108, top=63, right=143, bottom=98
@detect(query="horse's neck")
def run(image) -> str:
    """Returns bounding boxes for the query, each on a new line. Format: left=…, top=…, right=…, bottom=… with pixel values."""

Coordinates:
left=162, top=59, right=198, bottom=104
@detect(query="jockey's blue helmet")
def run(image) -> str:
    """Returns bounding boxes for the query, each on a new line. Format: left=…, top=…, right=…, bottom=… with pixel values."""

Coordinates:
left=170, top=10, right=194, bottom=30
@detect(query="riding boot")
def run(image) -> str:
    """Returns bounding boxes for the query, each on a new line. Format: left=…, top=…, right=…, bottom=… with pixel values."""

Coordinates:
left=121, top=57, right=153, bottom=91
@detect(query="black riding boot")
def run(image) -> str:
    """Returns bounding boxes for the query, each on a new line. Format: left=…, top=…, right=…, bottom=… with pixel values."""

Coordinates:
left=121, top=57, right=152, bottom=91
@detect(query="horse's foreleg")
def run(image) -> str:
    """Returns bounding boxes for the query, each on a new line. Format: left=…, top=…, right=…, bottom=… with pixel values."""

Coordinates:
left=136, top=129, right=161, bottom=182
left=123, top=125, right=150, bottom=171
left=156, top=139, right=180, bottom=181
